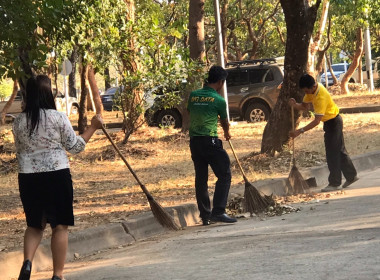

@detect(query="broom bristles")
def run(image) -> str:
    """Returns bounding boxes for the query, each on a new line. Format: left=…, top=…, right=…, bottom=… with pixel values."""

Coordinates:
left=288, top=165, right=309, bottom=195
left=148, top=198, right=181, bottom=231
left=244, top=182, right=275, bottom=214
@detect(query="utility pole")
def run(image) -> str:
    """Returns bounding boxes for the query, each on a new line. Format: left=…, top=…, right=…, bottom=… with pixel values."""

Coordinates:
left=364, top=24, right=374, bottom=92
left=213, top=0, right=230, bottom=121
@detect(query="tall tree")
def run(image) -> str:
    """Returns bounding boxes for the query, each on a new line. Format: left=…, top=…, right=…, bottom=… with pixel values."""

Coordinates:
left=261, top=0, right=322, bottom=155
left=307, top=0, right=330, bottom=76
left=180, top=0, right=206, bottom=132
left=340, top=28, right=364, bottom=94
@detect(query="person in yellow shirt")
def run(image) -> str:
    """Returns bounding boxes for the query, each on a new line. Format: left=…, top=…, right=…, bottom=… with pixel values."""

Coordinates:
left=288, top=74, right=358, bottom=192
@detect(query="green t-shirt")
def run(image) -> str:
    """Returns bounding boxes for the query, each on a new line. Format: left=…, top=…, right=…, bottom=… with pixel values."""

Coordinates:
left=187, top=86, right=228, bottom=137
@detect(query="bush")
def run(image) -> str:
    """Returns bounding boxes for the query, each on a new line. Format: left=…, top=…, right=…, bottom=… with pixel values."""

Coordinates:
left=0, top=80, right=13, bottom=101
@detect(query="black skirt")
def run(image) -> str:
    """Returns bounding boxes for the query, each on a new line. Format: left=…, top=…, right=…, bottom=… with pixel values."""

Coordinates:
left=18, top=168, right=74, bottom=229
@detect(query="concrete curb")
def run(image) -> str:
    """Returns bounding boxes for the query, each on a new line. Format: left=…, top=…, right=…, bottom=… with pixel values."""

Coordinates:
left=2, top=150, right=380, bottom=279
left=340, top=105, right=380, bottom=114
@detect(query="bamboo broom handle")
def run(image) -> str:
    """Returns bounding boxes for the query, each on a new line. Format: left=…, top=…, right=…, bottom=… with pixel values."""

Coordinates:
left=228, top=140, right=249, bottom=182
left=101, top=125, right=153, bottom=199
left=291, top=106, right=295, bottom=163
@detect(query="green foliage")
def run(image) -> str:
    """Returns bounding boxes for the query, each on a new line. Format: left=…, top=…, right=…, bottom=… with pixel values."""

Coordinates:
left=68, top=0, right=129, bottom=70
left=114, top=0, right=203, bottom=113
left=0, top=0, right=69, bottom=79
left=0, top=79, right=13, bottom=101
left=204, top=0, right=285, bottom=61
left=326, top=0, right=378, bottom=63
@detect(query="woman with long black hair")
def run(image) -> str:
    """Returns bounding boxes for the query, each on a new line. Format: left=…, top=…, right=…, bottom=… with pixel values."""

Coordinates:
left=13, top=75, right=103, bottom=280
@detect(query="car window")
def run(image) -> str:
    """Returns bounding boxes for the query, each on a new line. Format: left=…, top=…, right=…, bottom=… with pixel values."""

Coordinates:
left=240, top=70, right=249, bottom=85
left=226, top=71, right=240, bottom=87
left=226, top=70, right=249, bottom=87
left=106, top=88, right=117, bottom=95
left=332, top=65, right=346, bottom=72
left=264, top=69, right=274, bottom=82
left=249, top=69, right=270, bottom=84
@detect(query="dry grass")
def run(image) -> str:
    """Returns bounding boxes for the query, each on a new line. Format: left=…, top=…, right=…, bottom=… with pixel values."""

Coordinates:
left=0, top=90, right=380, bottom=252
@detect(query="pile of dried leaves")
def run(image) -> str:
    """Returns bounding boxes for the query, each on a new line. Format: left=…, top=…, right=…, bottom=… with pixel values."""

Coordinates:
left=232, top=150, right=325, bottom=175
left=328, top=83, right=368, bottom=95
left=226, top=194, right=301, bottom=217
left=227, top=191, right=346, bottom=218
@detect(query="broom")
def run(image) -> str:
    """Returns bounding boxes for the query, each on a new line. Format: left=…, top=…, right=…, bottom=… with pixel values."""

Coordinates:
left=228, top=140, right=274, bottom=214
left=288, top=107, right=309, bottom=194
left=101, top=125, right=180, bottom=231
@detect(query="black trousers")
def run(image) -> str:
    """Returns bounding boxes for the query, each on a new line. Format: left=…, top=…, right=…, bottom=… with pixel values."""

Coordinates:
left=324, top=115, right=357, bottom=186
left=190, top=136, right=231, bottom=220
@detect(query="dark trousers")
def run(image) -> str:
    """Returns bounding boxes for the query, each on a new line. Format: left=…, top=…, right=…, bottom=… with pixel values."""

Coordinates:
left=190, top=136, right=231, bottom=220
left=324, top=115, right=357, bottom=186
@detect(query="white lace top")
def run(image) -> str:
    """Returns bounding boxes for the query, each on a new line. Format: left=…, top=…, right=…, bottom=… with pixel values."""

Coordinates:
left=12, top=109, right=86, bottom=173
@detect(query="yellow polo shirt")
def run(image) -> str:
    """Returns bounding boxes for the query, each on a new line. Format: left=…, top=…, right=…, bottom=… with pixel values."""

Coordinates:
left=303, top=83, right=339, bottom=122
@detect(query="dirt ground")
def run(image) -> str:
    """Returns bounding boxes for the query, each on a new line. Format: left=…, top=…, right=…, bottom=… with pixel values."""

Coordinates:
left=0, top=90, right=379, bottom=253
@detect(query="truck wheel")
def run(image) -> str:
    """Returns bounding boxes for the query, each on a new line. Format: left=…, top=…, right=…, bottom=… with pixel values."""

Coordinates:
left=245, top=103, right=270, bottom=122
left=157, top=109, right=182, bottom=128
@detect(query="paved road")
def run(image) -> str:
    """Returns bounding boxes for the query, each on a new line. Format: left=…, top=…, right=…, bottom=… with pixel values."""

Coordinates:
left=33, top=168, right=380, bottom=280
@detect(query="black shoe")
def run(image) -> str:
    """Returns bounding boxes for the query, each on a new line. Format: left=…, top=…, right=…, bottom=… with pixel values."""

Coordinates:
left=52, top=276, right=62, bottom=280
left=202, top=219, right=211, bottom=226
left=18, top=259, right=32, bottom=280
left=342, top=176, right=359, bottom=188
left=210, top=213, right=237, bottom=223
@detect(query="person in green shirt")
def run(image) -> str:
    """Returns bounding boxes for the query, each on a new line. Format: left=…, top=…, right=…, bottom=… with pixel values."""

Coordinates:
left=187, top=65, right=237, bottom=225
left=289, top=74, right=358, bottom=192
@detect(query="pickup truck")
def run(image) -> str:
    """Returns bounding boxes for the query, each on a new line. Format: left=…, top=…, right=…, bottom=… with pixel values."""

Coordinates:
left=0, top=90, right=79, bottom=121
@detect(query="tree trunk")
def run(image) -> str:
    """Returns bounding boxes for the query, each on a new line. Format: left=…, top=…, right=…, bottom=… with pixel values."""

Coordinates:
left=120, top=0, right=145, bottom=143
left=307, top=0, right=330, bottom=75
left=18, top=47, right=35, bottom=92
left=340, top=28, right=363, bottom=94
left=221, top=0, right=229, bottom=62
left=358, top=56, right=363, bottom=84
left=0, top=80, right=18, bottom=125
left=104, top=67, right=111, bottom=90
left=326, top=53, right=339, bottom=85
left=261, top=0, right=321, bottom=155
left=78, top=64, right=89, bottom=134
left=69, top=47, right=78, bottom=98
left=87, top=65, right=103, bottom=114
left=181, top=0, right=206, bottom=133
left=188, top=0, right=205, bottom=62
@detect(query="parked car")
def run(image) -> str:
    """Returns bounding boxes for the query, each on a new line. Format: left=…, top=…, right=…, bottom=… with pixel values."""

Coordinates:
left=321, top=58, right=380, bottom=87
left=144, top=58, right=284, bottom=127
left=0, top=89, right=79, bottom=121
left=54, top=90, right=80, bottom=115
left=144, top=86, right=183, bottom=128
left=320, top=63, right=352, bottom=86
left=101, top=86, right=124, bottom=111
left=225, top=58, right=283, bottom=122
